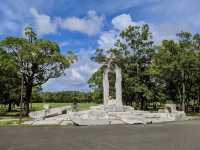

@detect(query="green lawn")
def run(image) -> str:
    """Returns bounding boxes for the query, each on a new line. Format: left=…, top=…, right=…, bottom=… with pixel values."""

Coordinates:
left=31, top=102, right=98, bottom=111
left=0, top=118, right=31, bottom=126
left=0, top=119, right=19, bottom=126
left=0, top=102, right=98, bottom=116
left=0, top=102, right=98, bottom=114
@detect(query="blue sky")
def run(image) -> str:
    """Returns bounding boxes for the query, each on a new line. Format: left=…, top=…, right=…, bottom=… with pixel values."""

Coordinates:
left=0, top=0, right=200, bottom=92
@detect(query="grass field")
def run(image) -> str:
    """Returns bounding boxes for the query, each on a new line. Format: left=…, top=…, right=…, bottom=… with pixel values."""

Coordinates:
left=31, top=102, right=98, bottom=111
left=0, top=118, right=31, bottom=126
left=0, top=102, right=98, bottom=114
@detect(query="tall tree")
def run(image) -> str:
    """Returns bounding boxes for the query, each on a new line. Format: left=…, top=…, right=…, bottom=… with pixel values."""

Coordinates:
left=119, top=25, right=155, bottom=109
left=89, top=24, right=155, bottom=109
left=0, top=27, right=77, bottom=115
left=150, top=32, right=200, bottom=111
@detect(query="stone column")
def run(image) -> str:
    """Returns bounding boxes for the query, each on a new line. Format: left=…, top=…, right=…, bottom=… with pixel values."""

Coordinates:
left=115, top=65, right=123, bottom=106
left=103, top=67, right=109, bottom=106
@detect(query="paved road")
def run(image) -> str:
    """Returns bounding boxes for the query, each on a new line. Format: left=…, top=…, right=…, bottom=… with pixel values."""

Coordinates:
left=0, top=120, right=200, bottom=150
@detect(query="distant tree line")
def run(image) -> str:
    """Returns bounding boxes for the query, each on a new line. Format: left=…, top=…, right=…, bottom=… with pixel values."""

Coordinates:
left=32, top=90, right=92, bottom=103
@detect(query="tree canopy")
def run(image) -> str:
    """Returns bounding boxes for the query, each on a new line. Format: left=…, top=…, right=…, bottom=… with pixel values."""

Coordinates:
left=0, top=27, right=77, bottom=115
left=89, top=25, right=200, bottom=111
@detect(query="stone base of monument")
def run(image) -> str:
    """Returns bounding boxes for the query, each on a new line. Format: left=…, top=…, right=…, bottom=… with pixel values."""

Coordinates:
left=23, top=114, right=73, bottom=126
left=68, top=110, right=110, bottom=126
left=29, top=106, right=71, bottom=120
left=23, top=103, right=188, bottom=126
left=23, top=106, right=73, bottom=126
left=104, top=104, right=125, bottom=112
left=68, top=104, right=187, bottom=126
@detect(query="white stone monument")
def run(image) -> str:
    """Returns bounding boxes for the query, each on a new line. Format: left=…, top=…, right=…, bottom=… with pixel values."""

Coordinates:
left=103, top=61, right=123, bottom=107
left=103, top=61, right=111, bottom=106
left=115, top=64, right=123, bottom=106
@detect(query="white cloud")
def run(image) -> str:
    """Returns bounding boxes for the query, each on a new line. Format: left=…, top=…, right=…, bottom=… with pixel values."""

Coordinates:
left=112, top=14, right=134, bottom=31
left=30, top=9, right=104, bottom=36
left=98, top=13, right=181, bottom=48
left=30, top=8, right=59, bottom=35
left=98, top=13, right=137, bottom=49
left=98, top=13, right=146, bottom=49
left=98, top=30, right=117, bottom=49
left=61, top=10, right=104, bottom=36
left=30, top=8, right=59, bottom=36
left=42, top=48, right=100, bottom=92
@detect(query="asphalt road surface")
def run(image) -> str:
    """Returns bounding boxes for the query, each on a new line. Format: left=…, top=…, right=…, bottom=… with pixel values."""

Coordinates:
left=0, top=120, right=200, bottom=150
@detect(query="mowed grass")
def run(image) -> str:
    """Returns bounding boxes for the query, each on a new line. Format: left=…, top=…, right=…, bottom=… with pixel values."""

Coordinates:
left=0, top=102, right=98, bottom=115
left=0, top=118, right=31, bottom=126
left=31, top=102, right=98, bottom=111
left=0, top=120, right=19, bottom=126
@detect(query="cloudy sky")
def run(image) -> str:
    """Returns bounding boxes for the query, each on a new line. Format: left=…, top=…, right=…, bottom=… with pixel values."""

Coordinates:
left=0, top=0, right=200, bottom=92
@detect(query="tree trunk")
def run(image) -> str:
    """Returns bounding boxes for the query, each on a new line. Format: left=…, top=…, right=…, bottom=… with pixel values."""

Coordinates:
left=24, top=85, right=33, bottom=116
left=198, top=87, right=200, bottom=106
left=140, top=95, right=145, bottom=110
left=178, top=86, right=182, bottom=104
left=182, top=70, right=185, bottom=112
left=8, top=102, right=12, bottom=112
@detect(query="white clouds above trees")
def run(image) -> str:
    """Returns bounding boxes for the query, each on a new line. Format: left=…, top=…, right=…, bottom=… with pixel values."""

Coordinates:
left=98, top=13, right=184, bottom=49
left=30, top=8, right=104, bottom=36
left=30, top=8, right=59, bottom=35
left=42, top=49, right=99, bottom=92
left=112, top=14, right=134, bottom=31
left=61, top=10, right=104, bottom=36
left=98, top=14, right=141, bottom=49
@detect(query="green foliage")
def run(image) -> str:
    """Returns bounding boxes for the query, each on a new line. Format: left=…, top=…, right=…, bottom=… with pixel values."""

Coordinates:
left=89, top=25, right=200, bottom=111
left=88, top=68, right=116, bottom=103
left=90, top=24, right=156, bottom=109
left=0, top=48, right=20, bottom=105
left=0, top=27, right=76, bottom=115
left=150, top=32, right=200, bottom=110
